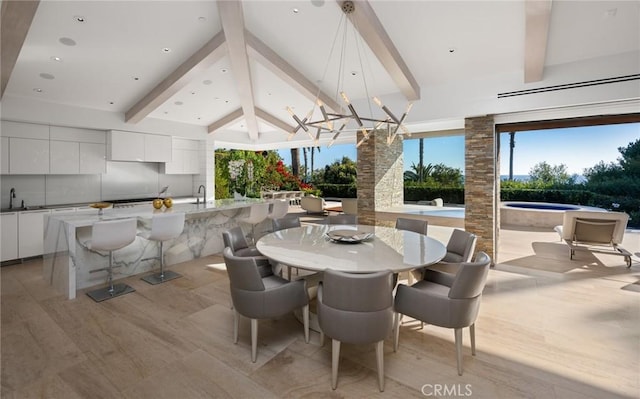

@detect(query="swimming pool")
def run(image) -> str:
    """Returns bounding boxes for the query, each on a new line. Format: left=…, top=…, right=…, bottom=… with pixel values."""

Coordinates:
left=501, top=201, right=604, bottom=228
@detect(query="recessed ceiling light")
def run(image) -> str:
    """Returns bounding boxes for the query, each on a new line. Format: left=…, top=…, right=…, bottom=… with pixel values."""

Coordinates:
left=50, top=56, right=62, bottom=62
left=311, top=0, right=325, bottom=7
left=220, top=68, right=228, bottom=73
left=174, top=101, right=183, bottom=106
left=74, top=15, right=85, bottom=23
left=198, top=16, right=206, bottom=22
left=109, top=101, right=114, bottom=105
left=292, top=8, right=300, bottom=14
left=164, top=111, right=169, bottom=115
left=191, top=91, right=196, bottom=95
left=59, top=37, right=76, bottom=46
left=350, top=71, right=358, bottom=76
left=133, top=77, right=139, bottom=81
left=33, top=88, right=43, bottom=93
left=448, top=47, right=457, bottom=53
left=162, top=47, right=171, bottom=53
left=203, top=80, right=212, bottom=85
left=605, top=8, right=617, bottom=17
left=39, top=73, right=55, bottom=80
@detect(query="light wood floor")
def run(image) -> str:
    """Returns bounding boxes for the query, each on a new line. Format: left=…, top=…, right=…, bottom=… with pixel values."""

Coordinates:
left=2, top=223, right=639, bottom=398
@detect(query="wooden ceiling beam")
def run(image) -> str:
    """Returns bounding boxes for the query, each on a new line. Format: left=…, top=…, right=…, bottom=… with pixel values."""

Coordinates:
left=217, top=0, right=259, bottom=142
left=339, top=0, right=420, bottom=101
left=1, top=1, right=40, bottom=98
left=255, top=107, right=294, bottom=134
left=125, top=31, right=227, bottom=123
left=207, top=108, right=243, bottom=133
left=246, top=31, right=342, bottom=112
left=524, top=0, right=552, bottom=83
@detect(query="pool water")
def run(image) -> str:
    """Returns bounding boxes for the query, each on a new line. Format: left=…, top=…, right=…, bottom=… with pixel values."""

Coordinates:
left=504, top=203, right=579, bottom=211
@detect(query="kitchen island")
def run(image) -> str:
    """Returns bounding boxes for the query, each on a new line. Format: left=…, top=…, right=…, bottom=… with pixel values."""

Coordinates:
left=43, top=199, right=268, bottom=299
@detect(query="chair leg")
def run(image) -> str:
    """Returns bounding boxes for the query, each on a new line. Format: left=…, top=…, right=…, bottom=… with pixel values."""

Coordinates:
left=319, top=330, right=324, bottom=347
left=331, top=339, right=341, bottom=390
left=393, top=312, right=401, bottom=352
left=454, top=328, right=463, bottom=376
left=86, top=250, right=135, bottom=302
left=375, top=340, right=385, bottom=392
left=470, top=324, right=476, bottom=356
left=233, top=311, right=239, bottom=344
left=251, top=319, right=258, bottom=363
left=302, top=305, right=310, bottom=343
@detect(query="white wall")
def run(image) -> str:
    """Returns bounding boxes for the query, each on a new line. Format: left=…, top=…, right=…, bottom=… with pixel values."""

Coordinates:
left=0, top=161, right=193, bottom=208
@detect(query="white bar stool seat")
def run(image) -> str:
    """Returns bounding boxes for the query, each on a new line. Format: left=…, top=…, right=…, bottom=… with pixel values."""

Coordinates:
left=86, top=218, right=138, bottom=302
left=267, top=199, right=289, bottom=224
left=239, top=203, right=270, bottom=244
left=139, top=212, right=186, bottom=285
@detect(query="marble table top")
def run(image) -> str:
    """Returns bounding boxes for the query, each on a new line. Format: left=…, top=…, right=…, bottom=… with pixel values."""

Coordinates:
left=256, top=224, right=447, bottom=273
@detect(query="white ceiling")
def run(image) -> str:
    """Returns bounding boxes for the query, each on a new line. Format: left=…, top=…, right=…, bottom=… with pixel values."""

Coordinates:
left=2, top=1, right=639, bottom=149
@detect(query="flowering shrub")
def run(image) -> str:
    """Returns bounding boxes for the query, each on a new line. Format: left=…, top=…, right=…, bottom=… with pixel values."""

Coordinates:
left=265, top=160, right=313, bottom=191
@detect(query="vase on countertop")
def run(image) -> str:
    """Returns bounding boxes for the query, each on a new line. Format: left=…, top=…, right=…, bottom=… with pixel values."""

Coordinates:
left=233, top=191, right=245, bottom=201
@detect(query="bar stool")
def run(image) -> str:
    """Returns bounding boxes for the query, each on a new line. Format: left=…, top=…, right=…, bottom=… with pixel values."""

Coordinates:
left=86, top=218, right=138, bottom=302
left=140, top=212, right=186, bottom=285
left=239, top=203, right=270, bottom=244
left=267, top=199, right=289, bottom=227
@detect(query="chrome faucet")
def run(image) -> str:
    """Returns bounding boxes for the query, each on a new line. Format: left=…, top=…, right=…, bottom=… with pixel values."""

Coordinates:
left=9, top=188, right=16, bottom=209
left=197, top=185, right=206, bottom=205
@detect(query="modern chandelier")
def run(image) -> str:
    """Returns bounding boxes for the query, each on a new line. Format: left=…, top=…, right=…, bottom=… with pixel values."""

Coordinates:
left=286, top=0, right=412, bottom=148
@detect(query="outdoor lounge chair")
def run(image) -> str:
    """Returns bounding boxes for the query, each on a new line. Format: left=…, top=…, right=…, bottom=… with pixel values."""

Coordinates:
left=554, top=210, right=632, bottom=267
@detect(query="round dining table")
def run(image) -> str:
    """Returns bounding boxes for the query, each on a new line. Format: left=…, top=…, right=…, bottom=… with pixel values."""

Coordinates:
left=256, top=224, right=447, bottom=274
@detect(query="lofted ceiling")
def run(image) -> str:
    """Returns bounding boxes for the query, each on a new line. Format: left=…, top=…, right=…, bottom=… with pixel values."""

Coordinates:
left=2, top=0, right=639, bottom=149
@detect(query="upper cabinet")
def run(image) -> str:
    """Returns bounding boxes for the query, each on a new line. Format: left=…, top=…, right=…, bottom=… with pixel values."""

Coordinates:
left=10, top=137, right=50, bottom=174
left=162, top=138, right=200, bottom=174
left=108, top=130, right=171, bottom=162
left=2, top=121, right=50, bottom=174
left=1, top=137, right=9, bottom=174
left=1, top=122, right=107, bottom=175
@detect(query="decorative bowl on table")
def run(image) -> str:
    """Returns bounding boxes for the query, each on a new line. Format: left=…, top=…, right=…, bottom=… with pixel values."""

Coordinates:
left=326, top=229, right=374, bottom=243
left=89, top=202, right=111, bottom=215
left=89, top=202, right=111, bottom=210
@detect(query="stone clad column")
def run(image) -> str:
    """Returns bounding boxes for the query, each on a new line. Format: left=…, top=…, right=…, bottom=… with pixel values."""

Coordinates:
left=464, top=115, right=497, bottom=261
left=356, top=131, right=404, bottom=225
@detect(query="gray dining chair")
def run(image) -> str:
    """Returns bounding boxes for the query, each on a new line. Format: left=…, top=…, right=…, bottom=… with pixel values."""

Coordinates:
left=271, top=217, right=301, bottom=279
left=222, top=226, right=273, bottom=278
left=271, top=216, right=301, bottom=232
left=394, top=252, right=491, bottom=375
left=411, top=228, right=477, bottom=281
left=317, top=269, right=394, bottom=391
left=395, top=217, right=428, bottom=285
left=222, top=247, right=309, bottom=363
left=395, top=217, right=428, bottom=235
left=327, top=214, right=357, bottom=225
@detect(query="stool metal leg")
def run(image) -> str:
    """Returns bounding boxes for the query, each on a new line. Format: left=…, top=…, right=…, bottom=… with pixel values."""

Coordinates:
left=142, top=241, right=182, bottom=285
left=87, top=250, right=136, bottom=302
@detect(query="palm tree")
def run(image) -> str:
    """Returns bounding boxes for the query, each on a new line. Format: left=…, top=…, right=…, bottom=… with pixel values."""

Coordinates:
left=291, top=148, right=300, bottom=177
left=418, top=138, right=424, bottom=182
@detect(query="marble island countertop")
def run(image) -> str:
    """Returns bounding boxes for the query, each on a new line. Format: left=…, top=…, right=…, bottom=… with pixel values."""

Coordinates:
left=46, top=198, right=267, bottom=227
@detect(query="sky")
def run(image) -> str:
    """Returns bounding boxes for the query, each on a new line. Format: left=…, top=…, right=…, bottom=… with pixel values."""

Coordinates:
left=278, top=123, right=640, bottom=177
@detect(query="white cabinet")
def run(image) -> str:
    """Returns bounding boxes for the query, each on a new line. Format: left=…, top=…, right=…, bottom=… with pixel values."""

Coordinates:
left=1, top=212, right=18, bottom=261
left=1, top=137, right=8, bottom=174
left=1, top=121, right=49, bottom=139
left=108, top=130, right=171, bottom=162
left=9, top=138, right=50, bottom=174
left=50, top=140, right=80, bottom=174
left=108, top=130, right=145, bottom=161
left=144, top=134, right=172, bottom=162
left=79, top=143, right=106, bottom=174
left=162, top=138, right=200, bottom=174
left=18, top=209, right=51, bottom=258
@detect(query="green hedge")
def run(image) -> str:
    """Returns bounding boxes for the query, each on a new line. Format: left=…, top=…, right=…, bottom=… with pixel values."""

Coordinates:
left=314, top=183, right=357, bottom=198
